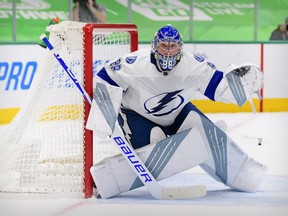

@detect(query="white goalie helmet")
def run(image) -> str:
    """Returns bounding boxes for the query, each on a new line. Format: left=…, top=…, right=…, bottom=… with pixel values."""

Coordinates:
left=151, top=24, right=183, bottom=75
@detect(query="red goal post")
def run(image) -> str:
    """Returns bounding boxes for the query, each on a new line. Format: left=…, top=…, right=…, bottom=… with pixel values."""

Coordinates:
left=0, top=21, right=138, bottom=198
left=82, top=23, right=138, bottom=198
left=83, top=24, right=138, bottom=196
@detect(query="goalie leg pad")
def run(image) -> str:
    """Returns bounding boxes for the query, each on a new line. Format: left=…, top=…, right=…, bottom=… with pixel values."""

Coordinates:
left=90, top=127, right=208, bottom=198
left=150, top=126, right=167, bottom=144
left=176, top=111, right=267, bottom=192
left=90, top=161, right=121, bottom=199
left=226, top=157, right=268, bottom=192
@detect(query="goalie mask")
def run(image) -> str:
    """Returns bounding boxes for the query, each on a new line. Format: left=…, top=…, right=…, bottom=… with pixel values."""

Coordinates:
left=151, top=24, right=183, bottom=75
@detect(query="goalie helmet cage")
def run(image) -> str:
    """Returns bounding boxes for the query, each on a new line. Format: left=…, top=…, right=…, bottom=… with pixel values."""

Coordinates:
left=0, top=21, right=138, bottom=198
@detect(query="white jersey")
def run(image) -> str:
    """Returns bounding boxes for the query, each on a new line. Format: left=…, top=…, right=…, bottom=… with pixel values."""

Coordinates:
left=97, top=48, right=235, bottom=126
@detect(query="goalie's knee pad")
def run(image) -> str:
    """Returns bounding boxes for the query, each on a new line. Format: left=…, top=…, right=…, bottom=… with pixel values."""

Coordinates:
left=226, top=157, right=268, bottom=192
left=150, top=126, right=166, bottom=144
left=215, top=120, right=227, bottom=132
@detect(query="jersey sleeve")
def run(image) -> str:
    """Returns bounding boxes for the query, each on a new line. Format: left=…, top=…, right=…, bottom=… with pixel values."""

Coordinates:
left=96, top=57, right=129, bottom=92
left=197, top=59, right=224, bottom=101
left=197, top=58, right=238, bottom=105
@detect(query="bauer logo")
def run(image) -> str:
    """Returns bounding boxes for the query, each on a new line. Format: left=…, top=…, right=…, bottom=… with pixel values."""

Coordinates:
left=0, top=61, right=37, bottom=90
left=113, top=136, right=153, bottom=183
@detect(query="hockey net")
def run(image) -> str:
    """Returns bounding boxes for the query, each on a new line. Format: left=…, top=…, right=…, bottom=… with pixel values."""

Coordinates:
left=0, top=21, right=138, bottom=198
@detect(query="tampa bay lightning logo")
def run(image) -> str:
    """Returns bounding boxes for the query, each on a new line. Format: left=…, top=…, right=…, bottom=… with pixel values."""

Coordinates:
left=125, top=56, right=137, bottom=64
left=144, top=90, right=184, bottom=117
left=194, top=55, right=205, bottom=62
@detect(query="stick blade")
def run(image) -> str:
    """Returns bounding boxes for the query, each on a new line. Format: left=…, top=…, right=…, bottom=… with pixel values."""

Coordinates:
left=161, top=185, right=207, bottom=200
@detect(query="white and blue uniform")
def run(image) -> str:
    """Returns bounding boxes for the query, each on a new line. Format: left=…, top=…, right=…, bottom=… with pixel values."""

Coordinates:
left=91, top=26, right=267, bottom=196
left=97, top=48, right=235, bottom=148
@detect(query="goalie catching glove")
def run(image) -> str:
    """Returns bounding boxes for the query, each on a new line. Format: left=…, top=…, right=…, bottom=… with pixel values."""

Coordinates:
left=225, top=63, right=263, bottom=112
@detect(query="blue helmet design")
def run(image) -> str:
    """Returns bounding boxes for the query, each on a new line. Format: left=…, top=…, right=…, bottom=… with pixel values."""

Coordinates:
left=151, top=24, right=183, bottom=75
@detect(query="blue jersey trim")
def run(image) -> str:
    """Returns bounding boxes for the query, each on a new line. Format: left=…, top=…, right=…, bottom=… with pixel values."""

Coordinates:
left=204, top=70, right=223, bottom=101
left=97, top=67, right=119, bottom=87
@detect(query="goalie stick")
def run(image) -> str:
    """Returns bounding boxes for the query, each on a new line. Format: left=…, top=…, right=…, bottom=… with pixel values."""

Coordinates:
left=39, top=34, right=207, bottom=200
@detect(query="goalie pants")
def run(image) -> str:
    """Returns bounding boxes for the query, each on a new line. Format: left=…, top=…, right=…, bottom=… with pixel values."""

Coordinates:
left=118, top=102, right=267, bottom=192
left=118, top=102, right=205, bottom=149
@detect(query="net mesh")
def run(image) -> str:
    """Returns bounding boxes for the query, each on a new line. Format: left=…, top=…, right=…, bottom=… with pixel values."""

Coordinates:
left=0, top=21, right=137, bottom=198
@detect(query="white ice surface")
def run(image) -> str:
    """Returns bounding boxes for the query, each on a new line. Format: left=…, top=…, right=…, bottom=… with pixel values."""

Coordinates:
left=0, top=112, right=287, bottom=216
